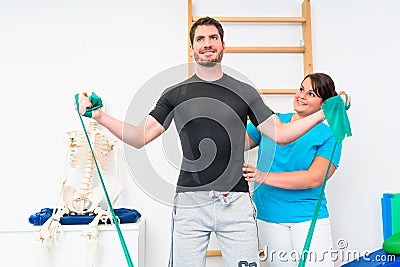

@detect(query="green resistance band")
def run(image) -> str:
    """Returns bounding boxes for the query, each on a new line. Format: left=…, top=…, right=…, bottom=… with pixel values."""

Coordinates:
left=74, top=93, right=134, bottom=267
left=298, top=95, right=352, bottom=267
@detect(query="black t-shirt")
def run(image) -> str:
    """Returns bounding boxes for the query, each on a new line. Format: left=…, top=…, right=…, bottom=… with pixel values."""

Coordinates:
left=149, top=74, right=274, bottom=192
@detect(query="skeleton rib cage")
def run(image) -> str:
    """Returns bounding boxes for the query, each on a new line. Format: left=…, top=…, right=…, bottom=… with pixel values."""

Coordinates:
left=67, top=119, right=115, bottom=204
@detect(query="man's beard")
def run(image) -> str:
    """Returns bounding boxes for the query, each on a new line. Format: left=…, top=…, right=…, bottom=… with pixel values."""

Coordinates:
left=193, top=50, right=224, bottom=67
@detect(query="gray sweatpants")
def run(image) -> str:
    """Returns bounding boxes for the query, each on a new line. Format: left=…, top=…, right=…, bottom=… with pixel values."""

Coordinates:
left=169, top=191, right=260, bottom=267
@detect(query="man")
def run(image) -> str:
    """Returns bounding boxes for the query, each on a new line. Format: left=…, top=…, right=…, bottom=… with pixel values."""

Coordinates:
left=78, top=17, right=346, bottom=267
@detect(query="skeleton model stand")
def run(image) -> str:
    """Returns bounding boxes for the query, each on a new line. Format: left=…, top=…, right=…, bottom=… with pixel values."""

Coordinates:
left=36, top=119, right=117, bottom=266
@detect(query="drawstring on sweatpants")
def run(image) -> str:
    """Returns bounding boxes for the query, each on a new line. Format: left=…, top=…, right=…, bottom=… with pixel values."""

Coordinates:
left=209, top=190, right=231, bottom=206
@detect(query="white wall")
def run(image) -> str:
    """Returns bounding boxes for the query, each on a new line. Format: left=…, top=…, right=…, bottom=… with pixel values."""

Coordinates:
left=1, top=0, right=399, bottom=266
left=312, top=1, right=400, bottom=265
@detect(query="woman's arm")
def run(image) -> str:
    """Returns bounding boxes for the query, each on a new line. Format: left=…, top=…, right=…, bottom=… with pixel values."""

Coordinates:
left=243, top=156, right=337, bottom=189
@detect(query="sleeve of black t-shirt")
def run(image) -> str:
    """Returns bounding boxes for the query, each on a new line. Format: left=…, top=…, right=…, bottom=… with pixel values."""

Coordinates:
left=148, top=89, right=174, bottom=130
left=246, top=86, right=274, bottom=127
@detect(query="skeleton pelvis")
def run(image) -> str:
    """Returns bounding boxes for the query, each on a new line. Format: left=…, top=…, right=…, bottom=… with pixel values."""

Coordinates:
left=63, top=186, right=103, bottom=214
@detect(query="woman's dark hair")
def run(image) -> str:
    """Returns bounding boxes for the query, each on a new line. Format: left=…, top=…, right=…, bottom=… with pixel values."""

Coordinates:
left=189, top=17, right=224, bottom=45
left=302, top=73, right=338, bottom=101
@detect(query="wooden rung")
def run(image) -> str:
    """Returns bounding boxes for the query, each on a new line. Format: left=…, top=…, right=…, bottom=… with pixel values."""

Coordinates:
left=225, top=46, right=305, bottom=53
left=206, top=250, right=222, bottom=257
left=192, top=16, right=306, bottom=23
left=258, top=89, right=298, bottom=94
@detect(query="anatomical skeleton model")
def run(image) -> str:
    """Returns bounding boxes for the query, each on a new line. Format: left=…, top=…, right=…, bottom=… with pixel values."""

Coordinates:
left=36, top=119, right=118, bottom=266
left=66, top=119, right=115, bottom=215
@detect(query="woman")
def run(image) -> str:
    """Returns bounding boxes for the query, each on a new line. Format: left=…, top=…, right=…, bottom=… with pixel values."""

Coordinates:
left=243, top=73, right=342, bottom=267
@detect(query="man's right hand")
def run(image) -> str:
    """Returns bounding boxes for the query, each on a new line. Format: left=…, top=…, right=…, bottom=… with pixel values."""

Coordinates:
left=76, top=92, right=101, bottom=119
